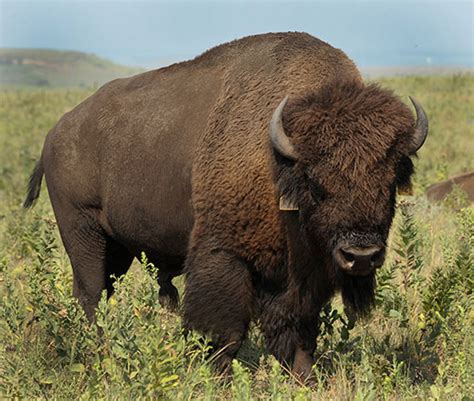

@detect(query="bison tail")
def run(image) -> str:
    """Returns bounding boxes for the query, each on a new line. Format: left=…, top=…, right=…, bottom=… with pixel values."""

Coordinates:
left=23, top=160, right=44, bottom=208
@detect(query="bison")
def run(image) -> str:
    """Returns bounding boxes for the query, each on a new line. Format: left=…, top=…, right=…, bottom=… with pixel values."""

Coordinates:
left=24, top=32, right=428, bottom=378
left=426, top=172, right=474, bottom=203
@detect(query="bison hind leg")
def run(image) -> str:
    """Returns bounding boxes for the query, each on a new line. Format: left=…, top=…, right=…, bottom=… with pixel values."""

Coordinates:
left=71, top=232, right=134, bottom=321
left=50, top=200, right=134, bottom=321
left=157, top=270, right=180, bottom=311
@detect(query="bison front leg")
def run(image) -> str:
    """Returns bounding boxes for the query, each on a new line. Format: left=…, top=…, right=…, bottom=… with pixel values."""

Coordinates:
left=183, top=248, right=255, bottom=373
left=260, top=296, right=318, bottom=381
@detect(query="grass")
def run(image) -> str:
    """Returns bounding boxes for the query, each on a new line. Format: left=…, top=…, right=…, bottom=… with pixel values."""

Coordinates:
left=0, top=75, right=473, bottom=399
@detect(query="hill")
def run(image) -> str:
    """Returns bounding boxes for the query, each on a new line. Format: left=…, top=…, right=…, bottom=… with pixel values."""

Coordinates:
left=0, top=48, right=143, bottom=87
left=362, top=65, right=474, bottom=78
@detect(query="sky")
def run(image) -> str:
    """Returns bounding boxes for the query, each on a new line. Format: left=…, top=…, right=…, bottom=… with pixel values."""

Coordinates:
left=0, top=0, right=473, bottom=68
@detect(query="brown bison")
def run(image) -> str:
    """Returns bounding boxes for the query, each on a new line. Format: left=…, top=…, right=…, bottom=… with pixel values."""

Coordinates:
left=426, top=172, right=474, bottom=203
left=24, top=32, right=428, bottom=378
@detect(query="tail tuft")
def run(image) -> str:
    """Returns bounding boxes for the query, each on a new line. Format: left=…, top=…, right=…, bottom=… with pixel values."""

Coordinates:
left=23, top=161, right=44, bottom=208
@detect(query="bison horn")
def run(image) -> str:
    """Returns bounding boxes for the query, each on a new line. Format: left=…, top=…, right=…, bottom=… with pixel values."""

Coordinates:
left=270, top=96, right=298, bottom=161
left=409, top=96, right=429, bottom=154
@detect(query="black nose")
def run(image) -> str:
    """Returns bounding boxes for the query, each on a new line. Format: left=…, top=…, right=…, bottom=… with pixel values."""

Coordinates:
left=334, top=244, right=385, bottom=275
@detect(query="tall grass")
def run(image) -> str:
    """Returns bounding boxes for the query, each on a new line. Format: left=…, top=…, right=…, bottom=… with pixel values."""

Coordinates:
left=0, top=75, right=473, bottom=399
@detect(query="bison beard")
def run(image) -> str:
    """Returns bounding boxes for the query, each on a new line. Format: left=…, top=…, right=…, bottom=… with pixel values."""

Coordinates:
left=339, top=272, right=377, bottom=315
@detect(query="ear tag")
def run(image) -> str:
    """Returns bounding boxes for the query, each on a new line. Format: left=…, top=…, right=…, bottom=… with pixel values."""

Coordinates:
left=279, top=195, right=299, bottom=211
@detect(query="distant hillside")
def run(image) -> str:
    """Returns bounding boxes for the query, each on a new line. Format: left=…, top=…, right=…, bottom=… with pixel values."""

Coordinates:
left=0, top=49, right=143, bottom=87
left=362, top=65, right=474, bottom=78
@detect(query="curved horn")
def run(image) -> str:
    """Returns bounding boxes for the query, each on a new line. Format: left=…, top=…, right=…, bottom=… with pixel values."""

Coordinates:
left=269, top=96, right=298, bottom=161
left=409, top=96, right=429, bottom=154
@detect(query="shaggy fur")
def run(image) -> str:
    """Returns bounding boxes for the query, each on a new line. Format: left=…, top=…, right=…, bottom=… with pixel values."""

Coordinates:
left=24, top=32, right=421, bottom=377
left=183, top=35, right=418, bottom=374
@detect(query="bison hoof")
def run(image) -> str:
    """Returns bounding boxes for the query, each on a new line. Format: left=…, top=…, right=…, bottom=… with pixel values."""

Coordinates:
left=292, top=347, right=314, bottom=383
left=212, top=354, right=234, bottom=379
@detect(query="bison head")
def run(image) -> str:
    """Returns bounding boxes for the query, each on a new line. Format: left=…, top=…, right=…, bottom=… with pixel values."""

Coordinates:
left=270, top=80, right=428, bottom=310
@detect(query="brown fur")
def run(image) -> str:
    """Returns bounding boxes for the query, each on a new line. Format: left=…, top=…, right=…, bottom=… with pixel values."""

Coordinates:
left=24, top=32, right=421, bottom=377
left=183, top=34, right=418, bottom=373
left=426, top=172, right=474, bottom=202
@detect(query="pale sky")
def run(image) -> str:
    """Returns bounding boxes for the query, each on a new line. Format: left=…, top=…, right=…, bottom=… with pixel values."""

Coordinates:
left=1, top=0, right=473, bottom=68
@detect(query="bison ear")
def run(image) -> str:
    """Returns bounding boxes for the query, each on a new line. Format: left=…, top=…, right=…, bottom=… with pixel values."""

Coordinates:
left=279, top=195, right=299, bottom=211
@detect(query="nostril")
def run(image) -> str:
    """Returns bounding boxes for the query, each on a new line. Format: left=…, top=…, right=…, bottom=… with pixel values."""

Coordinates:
left=371, top=249, right=383, bottom=262
left=370, top=248, right=385, bottom=267
left=334, top=248, right=356, bottom=271
left=340, top=249, right=355, bottom=263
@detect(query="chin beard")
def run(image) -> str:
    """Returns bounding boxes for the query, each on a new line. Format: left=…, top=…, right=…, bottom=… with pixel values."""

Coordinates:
left=339, top=272, right=376, bottom=316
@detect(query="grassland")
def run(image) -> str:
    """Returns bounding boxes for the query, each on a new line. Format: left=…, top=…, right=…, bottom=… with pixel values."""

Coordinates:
left=0, top=75, right=473, bottom=399
left=0, top=49, right=142, bottom=88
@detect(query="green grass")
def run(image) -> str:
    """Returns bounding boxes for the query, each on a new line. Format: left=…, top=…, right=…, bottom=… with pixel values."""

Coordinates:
left=0, top=49, right=142, bottom=88
left=0, top=75, right=473, bottom=399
